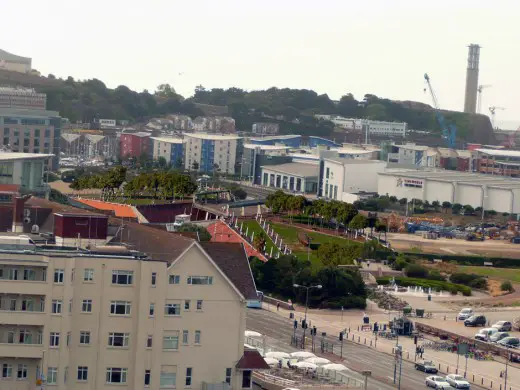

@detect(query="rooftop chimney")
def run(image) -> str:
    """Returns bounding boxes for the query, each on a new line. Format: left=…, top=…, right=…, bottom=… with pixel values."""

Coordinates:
left=12, top=196, right=30, bottom=233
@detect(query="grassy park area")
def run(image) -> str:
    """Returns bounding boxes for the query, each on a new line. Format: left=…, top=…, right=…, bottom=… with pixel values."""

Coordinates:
left=240, top=220, right=280, bottom=258
left=457, top=265, right=520, bottom=283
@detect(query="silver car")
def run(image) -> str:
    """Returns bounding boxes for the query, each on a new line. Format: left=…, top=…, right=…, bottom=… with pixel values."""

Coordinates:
left=446, top=374, right=470, bottom=389
left=492, top=321, right=513, bottom=332
left=426, top=375, right=452, bottom=389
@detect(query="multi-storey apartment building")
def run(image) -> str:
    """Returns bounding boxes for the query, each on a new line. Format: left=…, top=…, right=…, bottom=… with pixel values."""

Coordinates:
left=184, top=133, right=242, bottom=174
left=151, top=136, right=185, bottom=167
left=0, top=199, right=261, bottom=390
left=120, top=132, right=151, bottom=159
left=0, top=87, right=61, bottom=170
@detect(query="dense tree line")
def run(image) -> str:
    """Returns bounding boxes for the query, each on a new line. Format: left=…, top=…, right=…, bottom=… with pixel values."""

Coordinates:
left=250, top=255, right=367, bottom=309
left=70, top=167, right=197, bottom=200
left=191, top=86, right=478, bottom=139
left=36, top=79, right=203, bottom=123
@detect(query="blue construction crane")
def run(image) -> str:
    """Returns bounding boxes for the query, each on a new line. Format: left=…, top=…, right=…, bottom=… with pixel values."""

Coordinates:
left=424, top=73, right=457, bottom=148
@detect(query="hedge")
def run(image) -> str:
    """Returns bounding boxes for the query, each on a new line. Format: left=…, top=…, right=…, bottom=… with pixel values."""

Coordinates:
left=376, top=276, right=472, bottom=296
left=376, top=250, right=520, bottom=269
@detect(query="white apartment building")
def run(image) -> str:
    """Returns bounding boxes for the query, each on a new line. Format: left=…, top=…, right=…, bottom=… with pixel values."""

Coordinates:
left=0, top=204, right=261, bottom=390
left=184, top=133, right=242, bottom=174
left=315, top=115, right=406, bottom=137
left=321, top=158, right=387, bottom=201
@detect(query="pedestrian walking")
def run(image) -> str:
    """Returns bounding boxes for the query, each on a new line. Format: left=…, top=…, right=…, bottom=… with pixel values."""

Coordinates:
left=276, top=303, right=280, bottom=311
left=420, top=346, right=424, bottom=358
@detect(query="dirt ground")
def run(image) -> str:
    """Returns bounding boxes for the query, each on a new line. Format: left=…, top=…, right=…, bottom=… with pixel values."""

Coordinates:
left=387, top=232, right=520, bottom=259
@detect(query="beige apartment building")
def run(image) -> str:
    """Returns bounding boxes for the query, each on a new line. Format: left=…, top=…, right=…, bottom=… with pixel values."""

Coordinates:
left=0, top=213, right=260, bottom=390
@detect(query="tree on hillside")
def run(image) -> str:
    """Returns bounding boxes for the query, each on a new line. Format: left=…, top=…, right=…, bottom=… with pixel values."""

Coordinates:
left=442, top=201, right=452, bottom=213
left=349, top=214, right=368, bottom=237
left=317, top=241, right=362, bottom=266
left=452, top=203, right=463, bottom=214
left=253, top=232, right=267, bottom=253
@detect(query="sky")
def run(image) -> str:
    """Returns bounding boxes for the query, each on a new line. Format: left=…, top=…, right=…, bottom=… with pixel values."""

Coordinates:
left=2, top=0, right=520, bottom=128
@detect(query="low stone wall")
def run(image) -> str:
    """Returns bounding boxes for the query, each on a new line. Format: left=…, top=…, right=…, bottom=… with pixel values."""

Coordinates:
left=263, top=295, right=294, bottom=310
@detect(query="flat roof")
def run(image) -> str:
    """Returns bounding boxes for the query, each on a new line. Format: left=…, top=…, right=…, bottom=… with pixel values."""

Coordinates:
left=0, top=108, right=60, bottom=117
left=396, top=144, right=430, bottom=151
left=250, top=134, right=300, bottom=141
left=379, top=170, right=520, bottom=187
left=325, top=157, right=386, bottom=165
left=243, top=143, right=290, bottom=150
left=261, top=162, right=319, bottom=177
left=476, top=148, right=520, bottom=158
left=0, top=152, right=54, bottom=161
left=150, top=136, right=184, bottom=144
left=332, top=148, right=377, bottom=155
left=185, top=133, right=241, bottom=140
left=288, top=153, right=319, bottom=160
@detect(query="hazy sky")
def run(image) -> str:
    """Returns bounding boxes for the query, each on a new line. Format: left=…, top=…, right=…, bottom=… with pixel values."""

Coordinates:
left=2, top=0, right=520, bottom=127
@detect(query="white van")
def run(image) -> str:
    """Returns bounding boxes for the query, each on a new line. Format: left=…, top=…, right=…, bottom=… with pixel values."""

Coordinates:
left=458, top=308, right=473, bottom=321
left=475, top=328, right=497, bottom=341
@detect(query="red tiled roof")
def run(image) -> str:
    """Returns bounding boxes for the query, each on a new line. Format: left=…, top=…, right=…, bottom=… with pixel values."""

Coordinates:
left=75, top=199, right=136, bottom=218
left=0, top=184, right=20, bottom=193
left=207, top=221, right=266, bottom=261
left=236, top=349, right=270, bottom=370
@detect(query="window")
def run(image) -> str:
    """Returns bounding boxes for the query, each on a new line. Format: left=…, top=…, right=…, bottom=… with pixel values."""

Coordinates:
left=151, top=272, right=157, bottom=286
left=69, top=299, right=73, bottom=313
left=108, top=332, right=130, bottom=347
left=163, top=333, right=179, bottom=350
left=149, top=303, right=155, bottom=317
left=164, top=303, right=180, bottom=316
left=54, top=269, right=64, bottom=283
left=242, top=370, right=252, bottom=388
left=71, top=268, right=75, bottom=282
left=23, top=269, right=35, bottom=280
left=195, top=331, right=201, bottom=344
left=2, top=363, right=12, bottom=378
left=160, top=369, right=176, bottom=388
left=77, top=366, right=88, bottom=381
left=106, top=368, right=127, bottom=384
left=225, top=368, right=232, bottom=384
left=112, top=270, right=133, bottom=285
left=52, top=299, right=62, bottom=314
left=81, top=299, right=92, bottom=313
left=9, top=298, right=16, bottom=310
left=83, top=268, right=94, bottom=282
left=145, top=369, right=151, bottom=386
left=47, top=367, right=58, bottom=384
left=185, top=368, right=192, bottom=387
left=169, top=275, right=180, bottom=284
left=19, top=329, right=32, bottom=344
left=17, top=364, right=28, bottom=380
left=184, top=300, right=190, bottom=310
left=182, top=330, right=189, bottom=345
left=187, top=276, right=213, bottom=285
left=110, top=301, right=131, bottom=315
left=196, top=300, right=203, bottom=310
left=67, top=332, right=71, bottom=346
left=80, top=331, right=91, bottom=345
left=21, top=298, right=34, bottom=311
left=146, top=335, right=153, bottom=348
left=50, top=332, right=60, bottom=347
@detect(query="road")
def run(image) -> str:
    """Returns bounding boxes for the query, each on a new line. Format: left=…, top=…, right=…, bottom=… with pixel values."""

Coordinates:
left=247, top=308, right=488, bottom=390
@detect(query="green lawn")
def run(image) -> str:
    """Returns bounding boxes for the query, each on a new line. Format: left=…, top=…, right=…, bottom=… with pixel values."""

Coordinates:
left=268, top=222, right=361, bottom=268
left=240, top=220, right=281, bottom=258
left=457, top=266, right=520, bottom=283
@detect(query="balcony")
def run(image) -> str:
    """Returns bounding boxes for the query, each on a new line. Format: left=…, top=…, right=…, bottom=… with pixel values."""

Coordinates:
left=0, top=309, right=46, bottom=326
left=0, top=280, right=49, bottom=295
left=0, top=343, right=43, bottom=359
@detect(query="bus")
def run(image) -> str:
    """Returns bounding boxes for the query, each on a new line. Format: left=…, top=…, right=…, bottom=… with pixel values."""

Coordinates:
left=246, top=291, right=264, bottom=309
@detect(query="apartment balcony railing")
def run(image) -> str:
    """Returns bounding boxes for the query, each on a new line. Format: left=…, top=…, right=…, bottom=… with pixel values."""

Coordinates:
left=0, top=342, right=44, bottom=359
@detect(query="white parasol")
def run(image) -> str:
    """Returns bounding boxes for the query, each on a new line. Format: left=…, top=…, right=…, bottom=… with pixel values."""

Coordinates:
left=304, top=357, right=331, bottom=365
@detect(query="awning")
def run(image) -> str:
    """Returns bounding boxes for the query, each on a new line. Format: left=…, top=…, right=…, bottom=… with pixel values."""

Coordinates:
left=235, top=350, right=271, bottom=370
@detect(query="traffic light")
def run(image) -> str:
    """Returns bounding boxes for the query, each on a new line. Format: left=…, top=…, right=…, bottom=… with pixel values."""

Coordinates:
left=312, top=326, right=317, bottom=336
left=339, top=332, right=344, bottom=341
left=302, top=319, right=307, bottom=329
left=294, top=320, right=298, bottom=329
left=414, top=335, right=418, bottom=345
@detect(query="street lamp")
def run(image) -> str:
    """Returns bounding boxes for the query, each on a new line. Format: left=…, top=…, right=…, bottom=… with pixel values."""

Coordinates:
left=293, top=284, right=322, bottom=349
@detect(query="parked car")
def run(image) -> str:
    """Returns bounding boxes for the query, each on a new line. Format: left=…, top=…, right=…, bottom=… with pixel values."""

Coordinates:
left=457, top=308, right=473, bottom=321
left=464, top=315, right=486, bottom=327
left=498, top=337, right=520, bottom=348
left=426, top=375, right=451, bottom=389
left=415, top=361, right=438, bottom=374
left=474, top=328, right=498, bottom=341
left=445, top=374, right=470, bottom=389
left=492, top=321, right=513, bottom=332
left=490, top=332, right=510, bottom=343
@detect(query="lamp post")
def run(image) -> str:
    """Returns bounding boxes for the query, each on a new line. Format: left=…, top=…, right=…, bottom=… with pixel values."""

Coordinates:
left=293, top=284, right=322, bottom=349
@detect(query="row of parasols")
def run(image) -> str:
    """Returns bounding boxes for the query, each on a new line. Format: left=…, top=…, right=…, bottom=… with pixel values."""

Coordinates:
left=245, top=330, right=348, bottom=372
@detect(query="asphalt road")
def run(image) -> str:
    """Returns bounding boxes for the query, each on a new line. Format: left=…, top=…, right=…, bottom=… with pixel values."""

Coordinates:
left=247, top=308, right=488, bottom=390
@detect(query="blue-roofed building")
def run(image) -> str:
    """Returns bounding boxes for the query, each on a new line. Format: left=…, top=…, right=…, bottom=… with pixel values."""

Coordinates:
left=250, top=134, right=301, bottom=148
left=308, top=136, right=341, bottom=148
left=184, top=133, right=242, bottom=174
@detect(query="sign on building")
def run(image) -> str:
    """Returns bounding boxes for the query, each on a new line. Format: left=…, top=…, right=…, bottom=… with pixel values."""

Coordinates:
left=99, top=119, right=116, bottom=128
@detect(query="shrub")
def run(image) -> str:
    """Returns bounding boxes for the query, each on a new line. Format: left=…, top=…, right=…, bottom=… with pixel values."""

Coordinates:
left=501, top=281, right=514, bottom=293
left=450, top=273, right=487, bottom=289
left=376, top=276, right=471, bottom=296
left=427, top=270, right=446, bottom=281
left=468, top=278, right=487, bottom=290
left=405, top=264, right=429, bottom=278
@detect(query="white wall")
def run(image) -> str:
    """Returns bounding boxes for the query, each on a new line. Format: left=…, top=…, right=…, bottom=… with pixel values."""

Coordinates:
left=344, top=162, right=386, bottom=193
left=377, top=174, right=423, bottom=200
left=153, top=140, right=172, bottom=163
left=455, top=184, right=483, bottom=208
left=424, top=181, right=453, bottom=203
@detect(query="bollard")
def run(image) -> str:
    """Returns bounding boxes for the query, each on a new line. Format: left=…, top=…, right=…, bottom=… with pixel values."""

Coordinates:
left=407, top=352, right=409, bottom=359
left=447, top=366, right=449, bottom=373
left=370, top=340, right=372, bottom=347
left=358, top=326, right=360, bottom=331
left=456, top=368, right=458, bottom=375
left=500, top=385, right=502, bottom=390
left=352, top=334, right=354, bottom=341
left=482, top=378, right=484, bottom=385
left=472, top=375, right=474, bottom=382
left=349, top=327, right=351, bottom=332
left=392, top=347, right=395, bottom=354
left=358, top=336, right=360, bottom=343
left=491, top=381, right=493, bottom=388
left=364, top=338, right=366, bottom=345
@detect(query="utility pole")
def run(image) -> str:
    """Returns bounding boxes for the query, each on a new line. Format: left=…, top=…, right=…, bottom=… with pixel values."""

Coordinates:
left=504, top=350, right=510, bottom=390
left=293, top=284, right=322, bottom=349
